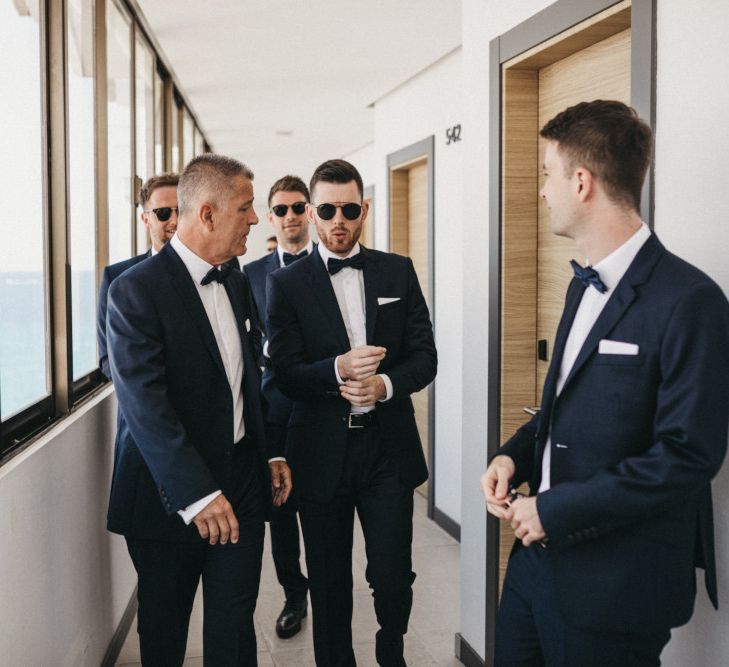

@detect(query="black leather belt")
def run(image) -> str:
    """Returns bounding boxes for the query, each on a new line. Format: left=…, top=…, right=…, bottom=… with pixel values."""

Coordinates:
left=346, top=412, right=377, bottom=429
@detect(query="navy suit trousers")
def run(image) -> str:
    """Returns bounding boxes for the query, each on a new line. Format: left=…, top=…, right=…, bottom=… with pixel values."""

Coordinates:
left=495, top=545, right=672, bottom=667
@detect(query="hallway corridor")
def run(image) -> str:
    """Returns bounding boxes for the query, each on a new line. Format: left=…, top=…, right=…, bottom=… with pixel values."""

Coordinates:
left=116, top=494, right=461, bottom=666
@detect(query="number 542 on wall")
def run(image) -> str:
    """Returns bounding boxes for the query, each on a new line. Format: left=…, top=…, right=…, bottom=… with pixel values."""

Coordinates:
left=445, top=124, right=462, bottom=145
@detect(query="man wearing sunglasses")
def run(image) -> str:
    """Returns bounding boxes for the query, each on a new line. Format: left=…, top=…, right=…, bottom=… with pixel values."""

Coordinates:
left=267, top=159, right=437, bottom=666
left=97, top=172, right=179, bottom=379
left=242, top=175, right=313, bottom=639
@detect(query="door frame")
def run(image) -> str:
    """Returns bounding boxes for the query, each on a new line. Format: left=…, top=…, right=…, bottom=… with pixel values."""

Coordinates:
left=385, top=136, right=440, bottom=526
left=484, top=0, right=656, bottom=661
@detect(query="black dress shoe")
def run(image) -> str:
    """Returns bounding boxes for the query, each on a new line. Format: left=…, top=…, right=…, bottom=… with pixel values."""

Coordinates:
left=275, top=598, right=307, bottom=639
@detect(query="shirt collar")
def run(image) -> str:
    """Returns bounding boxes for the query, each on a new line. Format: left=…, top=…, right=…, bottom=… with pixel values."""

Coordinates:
left=170, top=233, right=216, bottom=285
left=150, top=246, right=159, bottom=257
left=590, top=222, right=651, bottom=293
left=276, top=239, right=314, bottom=267
left=318, top=241, right=361, bottom=268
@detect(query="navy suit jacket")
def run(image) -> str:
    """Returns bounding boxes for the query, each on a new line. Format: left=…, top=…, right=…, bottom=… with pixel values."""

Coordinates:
left=97, top=250, right=150, bottom=379
left=266, top=245, right=437, bottom=503
left=500, top=234, right=729, bottom=632
left=106, top=243, right=268, bottom=541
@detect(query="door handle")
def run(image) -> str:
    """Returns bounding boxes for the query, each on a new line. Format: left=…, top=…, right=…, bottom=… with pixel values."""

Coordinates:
left=522, top=406, right=540, bottom=416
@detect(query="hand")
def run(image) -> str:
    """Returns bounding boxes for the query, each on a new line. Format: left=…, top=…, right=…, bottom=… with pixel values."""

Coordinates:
left=480, top=454, right=516, bottom=519
left=269, top=460, right=293, bottom=507
left=340, top=375, right=386, bottom=407
left=504, top=496, right=546, bottom=547
left=192, top=494, right=239, bottom=545
left=337, top=345, right=387, bottom=381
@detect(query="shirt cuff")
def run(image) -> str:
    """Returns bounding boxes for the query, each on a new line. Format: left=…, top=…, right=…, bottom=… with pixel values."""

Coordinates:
left=268, top=457, right=287, bottom=463
left=263, top=339, right=270, bottom=359
left=334, top=355, right=345, bottom=384
left=377, top=374, right=393, bottom=402
left=178, top=490, right=221, bottom=525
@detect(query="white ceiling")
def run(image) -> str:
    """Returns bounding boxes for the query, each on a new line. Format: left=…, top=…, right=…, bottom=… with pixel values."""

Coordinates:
left=136, top=0, right=462, bottom=222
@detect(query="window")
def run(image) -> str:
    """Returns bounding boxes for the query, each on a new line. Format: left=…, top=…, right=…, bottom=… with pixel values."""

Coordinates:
left=106, top=0, right=133, bottom=265
left=194, top=125, right=205, bottom=157
left=170, top=93, right=180, bottom=172
left=0, top=0, right=49, bottom=422
left=135, top=34, right=155, bottom=253
left=183, top=107, right=194, bottom=168
left=67, top=0, right=98, bottom=381
left=154, top=66, right=165, bottom=174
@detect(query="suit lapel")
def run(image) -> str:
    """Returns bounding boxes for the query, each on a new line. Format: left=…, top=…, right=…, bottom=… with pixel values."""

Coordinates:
left=362, top=247, right=379, bottom=344
left=559, top=234, right=665, bottom=393
left=307, top=246, right=351, bottom=350
left=161, top=244, right=227, bottom=379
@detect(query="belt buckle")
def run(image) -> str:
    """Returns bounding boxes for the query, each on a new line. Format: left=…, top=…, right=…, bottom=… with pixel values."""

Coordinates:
left=348, top=413, right=364, bottom=429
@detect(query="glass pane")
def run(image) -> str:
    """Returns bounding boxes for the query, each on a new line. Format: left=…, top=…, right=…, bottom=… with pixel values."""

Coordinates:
left=67, top=0, right=98, bottom=380
left=0, top=0, right=49, bottom=418
left=183, top=108, right=194, bottom=168
left=194, top=125, right=205, bottom=157
left=170, top=97, right=180, bottom=172
left=135, top=35, right=154, bottom=253
left=154, top=69, right=164, bottom=174
left=106, top=0, right=132, bottom=265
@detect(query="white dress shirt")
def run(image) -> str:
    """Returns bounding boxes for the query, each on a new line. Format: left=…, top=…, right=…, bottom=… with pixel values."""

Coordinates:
left=170, top=234, right=245, bottom=523
left=276, top=239, right=314, bottom=267
left=317, top=242, right=393, bottom=411
left=539, top=222, right=651, bottom=492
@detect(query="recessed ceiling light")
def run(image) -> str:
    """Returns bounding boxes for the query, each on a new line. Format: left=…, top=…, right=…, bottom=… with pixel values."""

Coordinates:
left=275, top=130, right=293, bottom=136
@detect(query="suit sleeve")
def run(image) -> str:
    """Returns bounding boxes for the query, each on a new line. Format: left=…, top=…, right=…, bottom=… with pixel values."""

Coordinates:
left=537, top=280, right=729, bottom=549
left=266, top=270, right=341, bottom=401
left=97, top=267, right=113, bottom=379
left=495, top=413, right=540, bottom=488
left=382, top=258, right=438, bottom=398
left=107, top=275, right=218, bottom=514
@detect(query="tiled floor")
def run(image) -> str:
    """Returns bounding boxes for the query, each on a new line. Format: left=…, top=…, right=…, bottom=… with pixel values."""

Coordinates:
left=116, top=493, right=462, bottom=666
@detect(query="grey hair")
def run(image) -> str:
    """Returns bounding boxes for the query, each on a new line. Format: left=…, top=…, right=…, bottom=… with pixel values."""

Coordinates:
left=177, top=153, right=254, bottom=215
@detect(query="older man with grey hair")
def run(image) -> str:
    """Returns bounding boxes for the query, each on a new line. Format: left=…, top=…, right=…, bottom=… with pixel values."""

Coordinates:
left=106, top=153, right=292, bottom=666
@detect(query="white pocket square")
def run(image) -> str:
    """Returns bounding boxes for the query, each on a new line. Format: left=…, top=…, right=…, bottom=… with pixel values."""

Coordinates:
left=598, top=339, right=639, bottom=355
left=377, top=297, right=400, bottom=306
left=245, top=318, right=251, bottom=332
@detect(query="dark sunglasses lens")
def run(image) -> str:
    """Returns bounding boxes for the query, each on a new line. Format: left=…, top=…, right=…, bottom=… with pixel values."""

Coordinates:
left=316, top=203, right=336, bottom=220
left=291, top=202, right=307, bottom=215
left=155, top=207, right=173, bottom=221
left=272, top=205, right=287, bottom=217
left=342, top=203, right=362, bottom=220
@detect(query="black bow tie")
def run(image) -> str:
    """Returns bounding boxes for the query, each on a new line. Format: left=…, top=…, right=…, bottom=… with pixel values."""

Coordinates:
left=283, top=250, right=308, bottom=266
left=327, top=253, right=366, bottom=275
left=570, top=259, right=607, bottom=293
left=201, top=263, right=233, bottom=286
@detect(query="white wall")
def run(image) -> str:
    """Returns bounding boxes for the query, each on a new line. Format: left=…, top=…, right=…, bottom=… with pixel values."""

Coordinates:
left=357, top=47, right=464, bottom=528
left=0, top=389, right=136, bottom=665
left=460, top=0, right=729, bottom=662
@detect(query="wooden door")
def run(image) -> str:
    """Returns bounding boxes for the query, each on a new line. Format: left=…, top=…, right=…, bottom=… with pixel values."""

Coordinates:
left=390, top=158, right=430, bottom=496
left=498, top=1, right=632, bottom=594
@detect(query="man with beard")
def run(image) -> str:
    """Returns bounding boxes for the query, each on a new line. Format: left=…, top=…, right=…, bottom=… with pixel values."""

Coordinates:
left=243, top=175, right=312, bottom=638
left=266, top=159, right=437, bottom=666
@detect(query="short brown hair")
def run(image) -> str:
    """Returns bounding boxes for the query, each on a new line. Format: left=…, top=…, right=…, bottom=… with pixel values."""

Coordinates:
left=540, top=100, right=652, bottom=212
left=309, top=159, right=363, bottom=201
left=137, top=172, right=179, bottom=208
left=268, top=175, right=310, bottom=207
left=177, top=153, right=254, bottom=215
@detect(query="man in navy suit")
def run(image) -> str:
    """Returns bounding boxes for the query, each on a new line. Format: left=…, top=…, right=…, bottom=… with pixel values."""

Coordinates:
left=243, top=174, right=312, bottom=639
left=267, top=159, right=437, bottom=666
left=481, top=100, right=729, bottom=666
left=97, top=172, right=179, bottom=378
left=106, top=154, right=292, bottom=666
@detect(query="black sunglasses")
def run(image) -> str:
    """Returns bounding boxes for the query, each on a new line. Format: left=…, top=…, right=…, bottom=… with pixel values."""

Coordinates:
left=143, top=206, right=179, bottom=222
left=271, top=202, right=307, bottom=217
left=314, top=202, right=362, bottom=221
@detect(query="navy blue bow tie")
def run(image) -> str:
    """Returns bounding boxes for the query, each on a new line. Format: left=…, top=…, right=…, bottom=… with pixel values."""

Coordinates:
left=283, top=250, right=308, bottom=266
left=570, top=259, right=607, bottom=293
left=201, top=263, right=233, bottom=286
left=327, top=253, right=366, bottom=275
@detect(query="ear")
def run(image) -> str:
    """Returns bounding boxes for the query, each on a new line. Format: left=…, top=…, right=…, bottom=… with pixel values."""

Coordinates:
left=360, top=200, right=369, bottom=221
left=574, top=166, right=595, bottom=202
left=267, top=211, right=275, bottom=226
left=306, top=203, right=316, bottom=225
left=140, top=211, right=150, bottom=229
left=200, top=202, right=214, bottom=230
